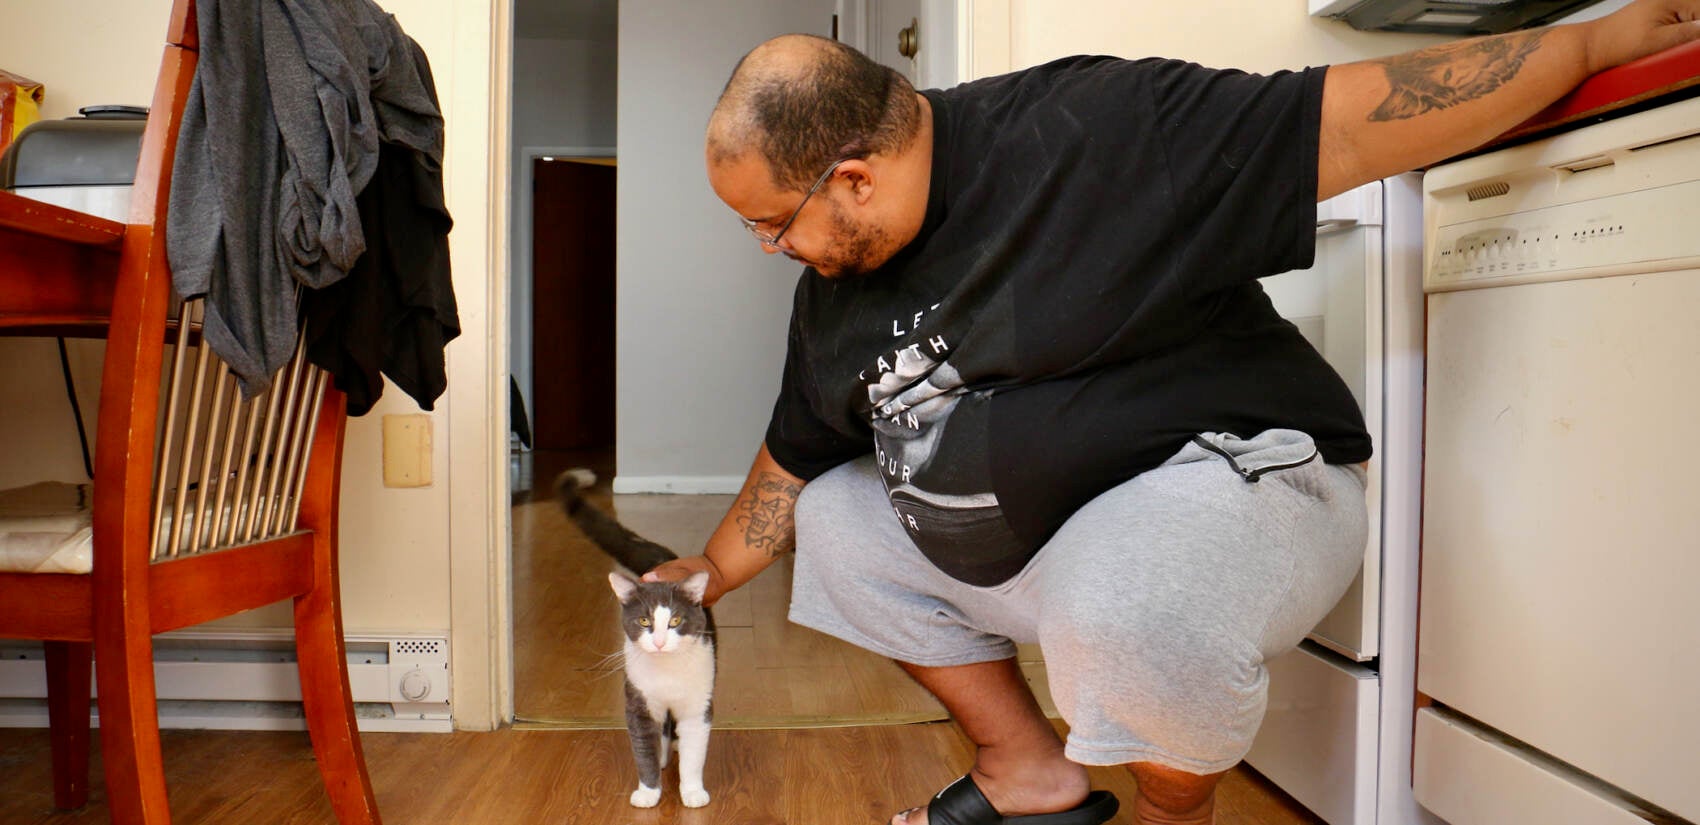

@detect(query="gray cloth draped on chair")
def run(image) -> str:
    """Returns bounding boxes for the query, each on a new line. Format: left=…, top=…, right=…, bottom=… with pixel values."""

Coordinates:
left=166, top=0, right=444, bottom=397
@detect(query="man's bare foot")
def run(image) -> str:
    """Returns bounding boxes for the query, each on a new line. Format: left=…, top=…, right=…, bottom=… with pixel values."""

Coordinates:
left=890, top=747, right=1090, bottom=825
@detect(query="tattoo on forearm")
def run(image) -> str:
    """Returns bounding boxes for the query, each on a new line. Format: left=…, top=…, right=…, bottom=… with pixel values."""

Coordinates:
left=736, top=472, right=801, bottom=558
left=1369, top=30, right=1549, bottom=122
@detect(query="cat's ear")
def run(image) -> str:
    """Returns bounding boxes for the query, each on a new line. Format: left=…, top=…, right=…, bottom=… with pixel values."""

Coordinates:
left=608, top=572, right=639, bottom=600
left=680, top=571, right=711, bottom=604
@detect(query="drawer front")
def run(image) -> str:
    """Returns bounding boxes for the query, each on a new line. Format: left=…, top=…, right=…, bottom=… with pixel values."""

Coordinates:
left=1244, top=644, right=1378, bottom=825
left=1413, top=709, right=1656, bottom=825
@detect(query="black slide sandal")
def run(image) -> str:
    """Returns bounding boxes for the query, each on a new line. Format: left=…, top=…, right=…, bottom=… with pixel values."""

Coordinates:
left=904, top=774, right=1120, bottom=825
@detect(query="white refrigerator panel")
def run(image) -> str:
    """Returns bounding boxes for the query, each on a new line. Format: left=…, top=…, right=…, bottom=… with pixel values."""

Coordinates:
left=1250, top=173, right=1432, bottom=825
left=1258, top=181, right=1384, bottom=660
left=1420, top=268, right=1700, bottom=821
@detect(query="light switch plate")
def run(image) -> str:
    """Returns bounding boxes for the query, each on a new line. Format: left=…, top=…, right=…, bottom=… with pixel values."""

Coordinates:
left=381, top=414, right=432, bottom=488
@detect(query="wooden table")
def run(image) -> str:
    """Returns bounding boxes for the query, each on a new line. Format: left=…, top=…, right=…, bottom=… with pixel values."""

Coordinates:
left=0, top=190, right=124, bottom=337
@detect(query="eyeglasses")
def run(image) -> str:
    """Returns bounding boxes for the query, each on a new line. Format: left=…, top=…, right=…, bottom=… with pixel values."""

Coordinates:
left=739, top=159, right=845, bottom=248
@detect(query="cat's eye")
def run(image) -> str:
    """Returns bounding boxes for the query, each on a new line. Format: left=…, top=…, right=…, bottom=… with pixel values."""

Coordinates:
left=668, top=616, right=683, bottom=628
left=637, top=618, right=651, bottom=627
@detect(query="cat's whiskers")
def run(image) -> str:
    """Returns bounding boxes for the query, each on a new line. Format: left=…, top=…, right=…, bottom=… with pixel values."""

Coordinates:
left=573, top=647, right=625, bottom=679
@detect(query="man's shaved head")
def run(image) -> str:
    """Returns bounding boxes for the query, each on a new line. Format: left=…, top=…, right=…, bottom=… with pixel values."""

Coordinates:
left=708, top=34, right=922, bottom=191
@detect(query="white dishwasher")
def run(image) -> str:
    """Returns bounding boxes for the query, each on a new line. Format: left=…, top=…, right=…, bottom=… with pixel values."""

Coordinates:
left=1417, top=92, right=1700, bottom=824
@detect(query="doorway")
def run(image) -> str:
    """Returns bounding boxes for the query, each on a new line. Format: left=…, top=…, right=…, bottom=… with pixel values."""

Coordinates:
left=506, top=0, right=961, bottom=729
left=529, top=156, right=615, bottom=455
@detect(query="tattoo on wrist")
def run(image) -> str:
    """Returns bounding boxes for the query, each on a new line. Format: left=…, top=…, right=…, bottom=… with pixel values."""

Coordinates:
left=736, top=472, right=801, bottom=558
left=1369, top=30, right=1549, bottom=122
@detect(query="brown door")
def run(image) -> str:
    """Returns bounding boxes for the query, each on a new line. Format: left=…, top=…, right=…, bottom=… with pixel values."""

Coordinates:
left=531, top=158, right=616, bottom=451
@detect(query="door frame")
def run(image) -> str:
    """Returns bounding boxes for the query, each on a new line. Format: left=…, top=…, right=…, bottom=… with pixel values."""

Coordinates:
left=449, top=0, right=512, bottom=731
left=837, top=0, right=964, bottom=88
left=958, top=0, right=1012, bottom=80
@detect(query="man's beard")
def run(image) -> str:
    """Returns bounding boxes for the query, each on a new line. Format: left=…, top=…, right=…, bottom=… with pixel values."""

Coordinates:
left=807, top=203, right=890, bottom=280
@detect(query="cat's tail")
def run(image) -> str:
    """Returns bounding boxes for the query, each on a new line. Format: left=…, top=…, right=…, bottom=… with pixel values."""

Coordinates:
left=555, top=469, right=679, bottom=575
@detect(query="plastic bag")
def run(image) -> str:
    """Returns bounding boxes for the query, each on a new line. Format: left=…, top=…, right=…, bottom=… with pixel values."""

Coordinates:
left=0, top=69, right=45, bottom=157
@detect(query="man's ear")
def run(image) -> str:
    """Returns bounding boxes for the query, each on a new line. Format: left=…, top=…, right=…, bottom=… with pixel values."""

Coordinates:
left=835, top=158, right=877, bottom=204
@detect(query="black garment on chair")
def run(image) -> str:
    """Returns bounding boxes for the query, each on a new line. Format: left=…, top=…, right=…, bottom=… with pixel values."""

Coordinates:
left=302, top=140, right=458, bottom=416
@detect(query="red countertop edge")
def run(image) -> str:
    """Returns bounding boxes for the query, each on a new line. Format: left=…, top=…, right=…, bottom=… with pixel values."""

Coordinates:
left=1485, top=38, right=1700, bottom=149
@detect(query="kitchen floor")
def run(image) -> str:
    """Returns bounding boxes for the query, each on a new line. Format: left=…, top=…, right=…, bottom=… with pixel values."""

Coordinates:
left=512, top=447, right=952, bottom=727
left=512, top=449, right=1064, bottom=726
left=0, top=449, right=1323, bottom=824
left=0, top=722, right=1322, bottom=824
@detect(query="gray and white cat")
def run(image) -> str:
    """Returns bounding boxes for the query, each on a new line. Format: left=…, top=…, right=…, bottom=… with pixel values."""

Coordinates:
left=556, top=469, right=715, bottom=809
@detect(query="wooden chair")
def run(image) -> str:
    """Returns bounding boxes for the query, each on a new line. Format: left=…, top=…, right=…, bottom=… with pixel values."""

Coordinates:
left=0, top=1, right=381, bottom=822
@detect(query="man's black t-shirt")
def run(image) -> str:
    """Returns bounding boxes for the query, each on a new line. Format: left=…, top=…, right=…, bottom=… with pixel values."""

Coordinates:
left=764, top=55, right=1370, bottom=586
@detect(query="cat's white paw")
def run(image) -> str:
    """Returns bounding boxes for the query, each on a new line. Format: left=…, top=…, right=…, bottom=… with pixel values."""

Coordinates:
left=680, top=787, right=710, bottom=808
left=629, top=785, right=661, bottom=808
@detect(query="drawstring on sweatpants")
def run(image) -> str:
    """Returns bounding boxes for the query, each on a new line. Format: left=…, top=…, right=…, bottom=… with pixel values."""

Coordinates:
left=1189, top=434, right=1318, bottom=483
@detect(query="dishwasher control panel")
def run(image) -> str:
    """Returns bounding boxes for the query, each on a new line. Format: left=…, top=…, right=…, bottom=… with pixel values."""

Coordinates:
left=1426, top=177, right=1700, bottom=292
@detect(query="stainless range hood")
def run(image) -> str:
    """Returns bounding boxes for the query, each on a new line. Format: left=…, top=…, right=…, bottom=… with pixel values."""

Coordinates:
left=1310, top=0, right=1609, bottom=34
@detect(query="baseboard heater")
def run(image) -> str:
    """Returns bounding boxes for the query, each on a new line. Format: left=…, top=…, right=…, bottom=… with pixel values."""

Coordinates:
left=0, top=630, right=451, bottom=733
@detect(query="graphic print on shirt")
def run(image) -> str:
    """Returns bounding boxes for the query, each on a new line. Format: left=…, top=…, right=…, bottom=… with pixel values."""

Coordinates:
left=862, top=302, right=1026, bottom=586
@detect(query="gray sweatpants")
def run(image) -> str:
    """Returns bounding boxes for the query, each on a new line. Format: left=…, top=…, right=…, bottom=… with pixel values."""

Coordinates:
left=789, top=429, right=1367, bottom=773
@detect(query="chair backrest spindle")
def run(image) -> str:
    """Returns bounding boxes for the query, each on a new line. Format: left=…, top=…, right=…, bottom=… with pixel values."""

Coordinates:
left=185, top=361, right=232, bottom=555
left=253, top=335, right=304, bottom=539
left=238, top=372, right=285, bottom=543
left=286, top=371, right=329, bottom=529
left=203, top=375, right=244, bottom=547
left=148, top=303, right=194, bottom=561
left=269, top=341, right=317, bottom=535
left=135, top=297, right=329, bottom=559
left=163, top=303, right=215, bottom=558
left=223, top=384, right=266, bottom=546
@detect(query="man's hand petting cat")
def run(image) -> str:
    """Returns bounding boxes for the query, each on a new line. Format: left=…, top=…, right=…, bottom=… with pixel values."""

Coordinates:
left=642, top=555, right=728, bottom=605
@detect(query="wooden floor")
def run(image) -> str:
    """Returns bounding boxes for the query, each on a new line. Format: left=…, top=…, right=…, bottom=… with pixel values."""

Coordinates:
left=0, top=447, right=1324, bottom=823
left=512, top=448, right=947, bottom=727
left=0, top=723, right=1322, bottom=824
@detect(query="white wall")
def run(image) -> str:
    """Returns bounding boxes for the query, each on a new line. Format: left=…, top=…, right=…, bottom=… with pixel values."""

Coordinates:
left=0, top=0, right=165, bottom=120
left=969, top=0, right=1451, bottom=78
left=512, top=38, right=618, bottom=147
left=0, top=0, right=508, bottom=729
left=509, top=34, right=617, bottom=421
left=613, top=0, right=836, bottom=493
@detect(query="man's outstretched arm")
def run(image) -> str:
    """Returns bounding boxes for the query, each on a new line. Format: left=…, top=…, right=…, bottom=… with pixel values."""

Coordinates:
left=1317, top=0, right=1700, bottom=200
left=640, top=443, right=806, bottom=606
